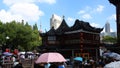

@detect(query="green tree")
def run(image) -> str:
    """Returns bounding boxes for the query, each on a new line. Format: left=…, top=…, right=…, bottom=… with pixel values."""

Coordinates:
left=102, top=36, right=117, bottom=44
left=31, top=23, right=42, bottom=50
left=33, top=23, right=38, bottom=30
left=0, top=21, right=41, bottom=51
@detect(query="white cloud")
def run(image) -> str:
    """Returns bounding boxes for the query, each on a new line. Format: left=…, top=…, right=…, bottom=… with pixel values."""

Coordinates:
left=82, top=14, right=92, bottom=19
left=78, top=6, right=91, bottom=14
left=90, top=23, right=100, bottom=27
left=38, top=0, right=56, bottom=4
left=95, top=5, right=104, bottom=13
left=1, top=0, right=56, bottom=23
left=67, top=17, right=75, bottom=22
left=67, top=17, right=75, bottom=26
left=10, top=3, right=44, bottom=22
left=0, top=3, right=44, bottom=23
left=108, top=14, right=116, bottom=21
left=84, top=6, right=92, bottom=11
left=3, top=0, right=34, bottom=6
left=110, top=28, right=114, bottom=32
left=0, top=10, right=23, bottom=22
left=78, top=5, right=104, bottom=19
left=78, top=10, right=86, bottom=14
left=3, top=0, right=56, bottom=6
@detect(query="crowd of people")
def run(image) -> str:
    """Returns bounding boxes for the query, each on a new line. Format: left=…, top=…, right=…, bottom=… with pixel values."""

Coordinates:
left=34, top=62, right=66, bottom=68
left=0, top=51, right=40, bottom=68
left=0, top=49, right=120, bottom=68
left=33, top=56, right=119, bottom=68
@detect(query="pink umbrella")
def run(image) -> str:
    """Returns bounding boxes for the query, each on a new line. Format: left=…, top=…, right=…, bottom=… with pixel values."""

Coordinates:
left=35, top=52, right=66, bottom=63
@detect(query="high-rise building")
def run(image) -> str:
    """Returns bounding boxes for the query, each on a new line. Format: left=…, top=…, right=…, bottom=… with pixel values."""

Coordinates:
left=100, top=21, right=117, bottom=43
left=105, top=21, right=110, bottom=33
left=50, top=14, right=62, bottom=29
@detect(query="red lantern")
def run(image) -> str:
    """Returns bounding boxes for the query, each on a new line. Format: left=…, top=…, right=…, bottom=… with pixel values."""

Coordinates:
left=6, top=48, right=10, bottom=52
left=14, top=49, right=18, bottom=55
left=80, top=49, right=83, bottom=52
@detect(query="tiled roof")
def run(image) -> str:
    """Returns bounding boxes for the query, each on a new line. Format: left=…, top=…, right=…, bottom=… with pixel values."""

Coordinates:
left=55, top=19, right=69, bottom=35
left=40, top=19, right=103, bottom=36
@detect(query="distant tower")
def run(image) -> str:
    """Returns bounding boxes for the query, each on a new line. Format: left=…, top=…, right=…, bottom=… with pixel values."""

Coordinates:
left=50, top=14, right=62, bottom=29
left=105, top=21, right=110, bottom=33
left=39, top=21, right=42, bottom=33
left=109, top=0, right=120, bottom=44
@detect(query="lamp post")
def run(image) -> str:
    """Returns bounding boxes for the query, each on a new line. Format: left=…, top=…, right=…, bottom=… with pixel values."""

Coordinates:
left=6, top=36, right=10, bottom=49
left=1, top=36, right=10, bottom=52
left=6, top=36, right=10, bottom=40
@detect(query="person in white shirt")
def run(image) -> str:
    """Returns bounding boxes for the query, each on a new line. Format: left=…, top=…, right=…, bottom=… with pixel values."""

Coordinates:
left=13, top=60, right=19, bottom=67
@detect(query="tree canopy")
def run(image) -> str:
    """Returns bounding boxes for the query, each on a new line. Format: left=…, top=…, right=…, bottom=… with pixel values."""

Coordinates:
left=102, top=35, right=117, bottom=44
left=0, top=20, right=42, bottom=51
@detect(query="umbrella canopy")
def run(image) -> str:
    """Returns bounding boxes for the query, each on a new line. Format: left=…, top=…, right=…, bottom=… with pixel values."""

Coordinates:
left=35, top=52, right=66, bottom=63
left=74, top=57, right=83, bottom=61
left=104, top=61, right=120, bottom=68
left=3, top=52, right=13, bottom=56
left=18, top=52, right=25, bottom=55
left=103, top=52, right=120, bottom=60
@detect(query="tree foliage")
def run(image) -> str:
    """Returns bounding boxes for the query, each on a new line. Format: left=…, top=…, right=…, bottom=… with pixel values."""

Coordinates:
left=102, top=36, right=117, bottom=44
left=0, top=20, right=42, bottom=51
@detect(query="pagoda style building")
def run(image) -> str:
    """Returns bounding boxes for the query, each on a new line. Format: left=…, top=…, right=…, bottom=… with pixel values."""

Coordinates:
left=40, top=19, right=103, bottom=59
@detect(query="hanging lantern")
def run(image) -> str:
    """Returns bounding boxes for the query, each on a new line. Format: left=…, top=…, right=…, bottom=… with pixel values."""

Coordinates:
left=6, top=48, right=10, bottom=52
left=14, top=49, right=18, bottom=55
left=80, top=49, right=83, bottom=52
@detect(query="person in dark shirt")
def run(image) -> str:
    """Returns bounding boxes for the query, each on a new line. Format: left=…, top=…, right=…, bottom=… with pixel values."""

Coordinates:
left=34, top=63, right=44, bottom=68
left=49, top=63, right=58, bottom=68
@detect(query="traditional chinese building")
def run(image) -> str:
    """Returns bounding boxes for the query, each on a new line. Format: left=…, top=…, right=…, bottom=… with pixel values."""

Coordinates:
left=40, top=19, right=103, bottom=59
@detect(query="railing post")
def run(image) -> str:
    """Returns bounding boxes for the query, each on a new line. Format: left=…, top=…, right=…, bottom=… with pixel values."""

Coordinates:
left=72, top=49, right=74, bottom=58
left=96, top=48, right=98, bottom=61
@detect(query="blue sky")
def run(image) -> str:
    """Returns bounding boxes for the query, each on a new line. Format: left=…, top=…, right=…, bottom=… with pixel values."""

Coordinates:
left=0, top=0, right=116, bottom=32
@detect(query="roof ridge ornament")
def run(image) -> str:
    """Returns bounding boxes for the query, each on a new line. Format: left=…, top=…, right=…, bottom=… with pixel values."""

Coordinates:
left=62, top=15, right=65, bottom=19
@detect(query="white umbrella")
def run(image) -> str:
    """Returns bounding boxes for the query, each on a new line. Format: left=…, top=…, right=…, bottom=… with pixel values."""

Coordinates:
left=104, top=61, right=120, bottom=68
left=110, top=53, right=120, bottom=60
left=103, top=52, right=120, bottom=60
left=3, top=52, right=13, bottom=56
left=18, top=52, right=25, bottom=55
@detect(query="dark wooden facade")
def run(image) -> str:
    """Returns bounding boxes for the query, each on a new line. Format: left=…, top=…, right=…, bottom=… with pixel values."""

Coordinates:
left=40, top=19, right=103, bottom=59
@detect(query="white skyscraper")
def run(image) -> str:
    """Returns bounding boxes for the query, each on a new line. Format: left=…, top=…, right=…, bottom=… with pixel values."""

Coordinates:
left=50, top=14, right=62, bottom=29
